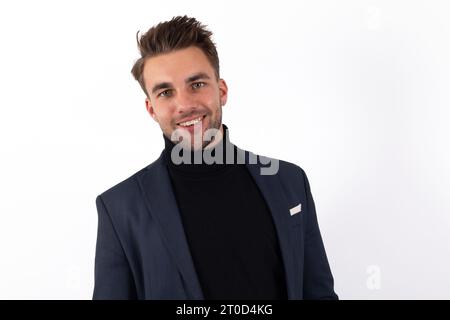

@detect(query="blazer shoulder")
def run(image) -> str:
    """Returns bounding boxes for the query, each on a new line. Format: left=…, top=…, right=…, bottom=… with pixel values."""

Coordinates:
left=97, top=153, right=163, bottom=203
left=260, top=152, right=306, bottom=181
left=246, top=147, right=308, bottom=192
left=279, top=159, right=309, bottom=187
left=255, top=153, right=309, bottom=198
left=278, top=158, right=305, bottom=176
left=245, top=147, right=307, bottom=182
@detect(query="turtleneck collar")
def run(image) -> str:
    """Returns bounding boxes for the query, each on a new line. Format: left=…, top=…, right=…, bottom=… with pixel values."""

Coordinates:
left=162, top=124, right=239, bottom=174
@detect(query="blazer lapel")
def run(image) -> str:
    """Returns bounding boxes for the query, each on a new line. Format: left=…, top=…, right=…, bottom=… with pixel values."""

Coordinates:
left=244, top=150, right=300, bottom=299
left=137, top=152, right=204, bottom=300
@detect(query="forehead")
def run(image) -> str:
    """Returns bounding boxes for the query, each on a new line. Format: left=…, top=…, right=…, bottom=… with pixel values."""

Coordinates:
left=143, top=46, right=215, bottom=85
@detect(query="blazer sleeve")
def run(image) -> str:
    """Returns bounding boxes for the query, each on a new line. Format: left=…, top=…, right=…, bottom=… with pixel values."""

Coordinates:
left=301, top=169, right=339, bottom=300
left=93, top=195, right=137, bottom=300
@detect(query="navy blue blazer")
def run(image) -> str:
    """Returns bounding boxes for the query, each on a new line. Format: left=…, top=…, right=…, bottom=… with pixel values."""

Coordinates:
left=93, top=147, right=338, bottom=300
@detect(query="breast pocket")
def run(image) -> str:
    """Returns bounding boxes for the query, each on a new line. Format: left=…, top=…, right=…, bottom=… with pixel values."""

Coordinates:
left=288, top=202, right=304, bottom=227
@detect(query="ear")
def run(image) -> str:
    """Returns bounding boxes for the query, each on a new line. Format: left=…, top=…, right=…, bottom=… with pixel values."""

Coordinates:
left=218, top=79, right=228, bottom=107
left=145, top=97, right=159, bottom=123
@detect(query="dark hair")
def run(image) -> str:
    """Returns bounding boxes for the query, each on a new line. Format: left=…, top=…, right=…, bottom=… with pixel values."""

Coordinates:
left=131, top=15, right=220, bottom=97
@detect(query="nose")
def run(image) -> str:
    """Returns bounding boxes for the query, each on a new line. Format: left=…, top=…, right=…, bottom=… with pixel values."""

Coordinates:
left=174, top=89, right=197, bottom=115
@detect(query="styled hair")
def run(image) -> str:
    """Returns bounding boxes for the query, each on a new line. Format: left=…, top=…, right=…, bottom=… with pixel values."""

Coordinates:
left=131, top=15, right=220, bottom=97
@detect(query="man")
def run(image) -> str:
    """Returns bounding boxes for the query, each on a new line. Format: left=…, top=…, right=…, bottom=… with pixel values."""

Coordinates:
left=93, top=15, right=338, bottom=300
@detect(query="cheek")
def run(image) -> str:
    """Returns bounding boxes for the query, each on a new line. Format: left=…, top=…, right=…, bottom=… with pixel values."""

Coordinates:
left=154, top=102, right=173, bottom=119
left=202, top=90, right=221, bottom=109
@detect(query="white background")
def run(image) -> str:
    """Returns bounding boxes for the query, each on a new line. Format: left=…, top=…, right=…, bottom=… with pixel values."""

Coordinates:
left=1, top=0, right=449, bottom=299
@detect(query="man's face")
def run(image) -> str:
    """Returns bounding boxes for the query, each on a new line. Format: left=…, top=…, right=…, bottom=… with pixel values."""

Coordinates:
left=143, top=46, right=228, bottom=150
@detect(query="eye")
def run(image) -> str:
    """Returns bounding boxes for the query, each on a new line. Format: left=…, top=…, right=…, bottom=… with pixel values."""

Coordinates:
left=192, top=82, right=206, bottom=89
left=157, top=89, right=172, bottom=98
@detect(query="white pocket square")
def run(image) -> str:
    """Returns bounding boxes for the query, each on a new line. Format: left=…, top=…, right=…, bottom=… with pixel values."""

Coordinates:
left=289, top=203, right=302, bottom=216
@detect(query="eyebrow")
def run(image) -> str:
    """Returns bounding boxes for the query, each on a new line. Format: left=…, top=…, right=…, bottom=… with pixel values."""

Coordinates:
left=151, top=72, right=211, bottom=95
left=186, top=72, right=211, bottom=83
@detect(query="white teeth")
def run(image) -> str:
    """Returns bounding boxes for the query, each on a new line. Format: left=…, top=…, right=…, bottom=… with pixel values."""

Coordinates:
left=178, top=116, right=203, bottom=127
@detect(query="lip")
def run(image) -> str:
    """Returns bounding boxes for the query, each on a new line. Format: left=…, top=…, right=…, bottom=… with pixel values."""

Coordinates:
left=176, top=114, right=206, bottom=125
left=176, top=115, right=206, bottom=135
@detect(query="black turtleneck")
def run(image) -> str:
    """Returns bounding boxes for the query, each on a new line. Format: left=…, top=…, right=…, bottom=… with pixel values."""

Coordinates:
left=162, top=124, right=287, bottom=300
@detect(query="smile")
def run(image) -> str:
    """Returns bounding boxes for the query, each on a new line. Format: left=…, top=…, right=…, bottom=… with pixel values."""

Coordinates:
left=177, top=115, right=205, bottom=127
